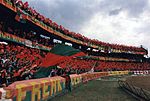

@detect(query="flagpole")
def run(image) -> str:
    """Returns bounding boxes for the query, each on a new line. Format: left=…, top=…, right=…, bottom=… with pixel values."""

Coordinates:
left=88, top=61, right=98, bottom=73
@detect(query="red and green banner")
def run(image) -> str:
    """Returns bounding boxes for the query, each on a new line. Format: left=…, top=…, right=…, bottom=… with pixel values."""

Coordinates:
left=41, top=44, right=85, bottom=67
left=34, top=44, right=85, bottom=78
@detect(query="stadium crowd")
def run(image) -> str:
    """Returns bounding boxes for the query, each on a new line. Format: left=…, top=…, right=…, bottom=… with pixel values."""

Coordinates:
left=0, top=0, right=149, bottom=89
left=0, top=43, right=46, bottom=87
left=4, top=0, right=147, bottom=54
left=58, top=58, right=150, bottom=72
left=1, top=17, right=149, bottom=86
left=0, top=20, right=51, bottom=47
left=95, top=61, right=150, bottom=72
left=58, top=58, right=96, bottom=74
left=0, top=40, right=149, bottom=87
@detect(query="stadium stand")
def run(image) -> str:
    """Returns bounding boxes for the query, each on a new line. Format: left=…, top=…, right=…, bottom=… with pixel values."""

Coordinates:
left=0, top=0, right=150, bottom=89
left=0, top=0, right=147, bottom=55
left=0, top=1, right=150, bottom=101
left=0, top=42, right=46, bottom=87
left=58, top=57, right=150, bottom=72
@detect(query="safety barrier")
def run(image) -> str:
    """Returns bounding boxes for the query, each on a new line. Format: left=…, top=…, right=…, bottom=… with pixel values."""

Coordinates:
left=2, top=70, right=148, bottom=101
left=0, top=72, right=109, bottom=101
left=4, top=77, right=66, bottom=101
left=108, top=71, right=129, bottom=76
left=70, top=74, right=82, bottom=86
left=81, top=72, right=109, bottom=83
left=118, top=80, right=150, bottom=101
left=0, top=75, right=83, bottom=101
left=132, top=70, right=150, bottom=75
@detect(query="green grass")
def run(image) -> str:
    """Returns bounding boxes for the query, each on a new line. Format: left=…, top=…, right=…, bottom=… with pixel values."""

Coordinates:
left=49, top=79, right=137, bottom=101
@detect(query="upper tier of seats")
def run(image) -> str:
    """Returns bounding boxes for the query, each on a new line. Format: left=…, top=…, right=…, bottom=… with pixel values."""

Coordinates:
left=0, top=0, right=147, bottom=55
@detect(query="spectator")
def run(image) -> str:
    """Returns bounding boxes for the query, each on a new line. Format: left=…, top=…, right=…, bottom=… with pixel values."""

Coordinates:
left=62, top=68, right=71, bottom=92
left=49, top=69, right=57, bottom=77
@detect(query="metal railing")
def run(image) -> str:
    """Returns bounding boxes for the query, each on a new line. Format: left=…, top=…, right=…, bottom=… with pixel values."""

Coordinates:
left=118, top=80, right=150, bottom=101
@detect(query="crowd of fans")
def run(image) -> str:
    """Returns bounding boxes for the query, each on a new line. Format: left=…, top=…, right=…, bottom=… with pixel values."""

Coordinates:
left=0, top=0, right=149, bottom=89
left=58, top=58, right=96, bottom=74
left=0, top=20, right=51, bottom=47
left=0, top=20, right=49, bottom=87
left=0, top=43, right=46, bottom=87
left=0, top=41, right=149, bottom=87
left=58, top=58, right=150, bottom=72
left=0, top=40, right=148, bottom=87
left=95, top=61, right=150, bottom=72
left=5, top=0, right=147, bottom=54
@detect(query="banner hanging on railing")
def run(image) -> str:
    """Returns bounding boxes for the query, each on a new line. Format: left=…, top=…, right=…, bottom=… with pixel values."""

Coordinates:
left=0, top=32, right=51, bottom=51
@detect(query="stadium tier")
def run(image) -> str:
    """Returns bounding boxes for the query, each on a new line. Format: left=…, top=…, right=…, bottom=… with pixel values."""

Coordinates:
left=0, top=0, right=148, bottom=55
left=0, top=0, right=150, bottom=88
left=0, top=43, right=47, bottom=86
left=58, top=57, right=150, bottom=72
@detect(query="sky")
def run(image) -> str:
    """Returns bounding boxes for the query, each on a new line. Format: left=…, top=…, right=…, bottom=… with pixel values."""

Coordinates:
left=22, top=0, right=150, bottom=56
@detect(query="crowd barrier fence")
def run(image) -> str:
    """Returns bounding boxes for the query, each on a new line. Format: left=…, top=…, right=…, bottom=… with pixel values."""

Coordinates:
left=0, top=71, right=132, bottom=101
left=1, top=70, right=150, bottom=101
left=118, top=80, right=150, bottom=101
